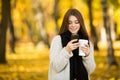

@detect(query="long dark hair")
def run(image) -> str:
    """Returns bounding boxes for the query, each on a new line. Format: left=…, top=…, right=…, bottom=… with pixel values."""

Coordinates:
left=58, top=8, right=89, bottom=39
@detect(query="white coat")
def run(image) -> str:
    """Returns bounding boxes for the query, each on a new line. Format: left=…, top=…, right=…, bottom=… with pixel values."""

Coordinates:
left=48, top=35, right=96, bottom=80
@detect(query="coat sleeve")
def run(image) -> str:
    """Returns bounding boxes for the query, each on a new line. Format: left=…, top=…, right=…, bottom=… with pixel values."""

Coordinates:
left=82, top=41, right=96, bottom=75
left=50, top=35, right=73, bottom=73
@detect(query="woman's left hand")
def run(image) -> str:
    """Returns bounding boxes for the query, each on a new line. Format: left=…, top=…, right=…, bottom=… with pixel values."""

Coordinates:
left=80, top=44, right=90, bottom=57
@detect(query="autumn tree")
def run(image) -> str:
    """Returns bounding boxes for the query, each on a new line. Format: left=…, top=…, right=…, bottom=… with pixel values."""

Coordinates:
left=53, top=0, right=60, bottom=33
left=86, top=0, right=99, bottom=50
left=101, top=0, right=117, bottom=66
left=0, top=0, right=9, bottom=63
left=31, top=0, right=50, bottom=47
left=0, top=0, right=16, bottom=63
left=9, top=0, right=16, bottom=53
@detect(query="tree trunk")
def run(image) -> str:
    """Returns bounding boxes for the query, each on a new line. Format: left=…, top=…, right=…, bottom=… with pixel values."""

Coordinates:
left=101, top=0, right=117, bottom=66
left=87, top=0, right=99, bottom=50
left=9, top=3, right=16, bottom=53
left=53, top=0, right=60, bottom=33
left=31, top=0, right=50, bottom=47
left=23, top=19, right=33, bottom=42
left=0, top=0, right=10, bottom=63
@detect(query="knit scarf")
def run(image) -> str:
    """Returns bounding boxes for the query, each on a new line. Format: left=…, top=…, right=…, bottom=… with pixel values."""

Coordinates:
left=60, top=30, right=89, bottom=80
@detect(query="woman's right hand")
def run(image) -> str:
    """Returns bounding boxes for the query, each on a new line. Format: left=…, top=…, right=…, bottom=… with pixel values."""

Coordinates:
left=65, top=39, right=79, bottom=53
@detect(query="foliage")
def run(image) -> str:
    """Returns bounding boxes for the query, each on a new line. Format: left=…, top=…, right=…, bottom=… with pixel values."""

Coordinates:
left=1, top=0, right=119, bottom=42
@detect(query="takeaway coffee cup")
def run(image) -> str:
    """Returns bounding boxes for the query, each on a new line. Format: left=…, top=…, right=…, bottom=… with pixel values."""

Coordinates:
left=79, top=39, right=88, bottom=56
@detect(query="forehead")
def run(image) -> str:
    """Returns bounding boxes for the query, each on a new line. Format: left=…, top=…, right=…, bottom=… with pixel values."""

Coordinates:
left=68, top=15, right=78, bottom=20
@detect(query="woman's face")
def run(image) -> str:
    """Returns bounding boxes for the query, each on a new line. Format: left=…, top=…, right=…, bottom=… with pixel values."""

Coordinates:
left=68, top=15, right=80, bottom=34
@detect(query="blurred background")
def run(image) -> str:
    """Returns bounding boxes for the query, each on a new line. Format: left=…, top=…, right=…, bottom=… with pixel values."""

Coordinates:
left=0, top=0, right=120, bottom=80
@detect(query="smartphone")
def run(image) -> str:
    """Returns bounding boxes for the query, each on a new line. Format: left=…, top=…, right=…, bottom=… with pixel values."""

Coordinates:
left=71, top=34, right=79, bottom=43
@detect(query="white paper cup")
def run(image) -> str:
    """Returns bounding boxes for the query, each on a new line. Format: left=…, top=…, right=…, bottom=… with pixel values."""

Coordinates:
left=79, top=39, right=88, bottom=56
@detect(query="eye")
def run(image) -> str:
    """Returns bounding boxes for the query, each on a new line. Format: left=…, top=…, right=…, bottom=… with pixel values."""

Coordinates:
left=68, top=21, right=72, bottom=24
left=75, top=20, right=79, bottom=24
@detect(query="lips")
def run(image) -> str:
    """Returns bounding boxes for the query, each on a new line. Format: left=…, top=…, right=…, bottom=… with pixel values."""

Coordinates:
left=70, top=29, right=78, bottom=34
left=70, top=27, right=77, bottom=31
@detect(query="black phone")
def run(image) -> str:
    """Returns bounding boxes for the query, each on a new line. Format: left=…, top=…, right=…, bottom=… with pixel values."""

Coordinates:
left=71, top=34, right=79, bottom=43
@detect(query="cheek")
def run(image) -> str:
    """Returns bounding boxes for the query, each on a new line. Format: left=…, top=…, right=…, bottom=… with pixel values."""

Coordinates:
left=77, top=25, right=80, bottom=29
left=68, top=24, right=72, bottom=27
left=68, top=25, right=72, bottom=30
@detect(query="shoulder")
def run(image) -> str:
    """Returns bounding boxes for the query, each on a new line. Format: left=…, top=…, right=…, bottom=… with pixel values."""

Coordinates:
left=50, top=35, right=61, bottom=45
left=50, top=35, right=63, bottom=49
left=53, top=35, right=61, bottom=40
left=52, top=35, right=61, bottom=42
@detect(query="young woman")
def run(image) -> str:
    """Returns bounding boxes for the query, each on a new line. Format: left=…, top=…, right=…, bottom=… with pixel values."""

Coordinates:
left=48, top=8, right=96, bottom=80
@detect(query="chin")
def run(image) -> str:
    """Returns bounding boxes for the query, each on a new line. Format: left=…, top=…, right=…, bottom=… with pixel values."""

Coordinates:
left=71, top=32, right=77, bottom=34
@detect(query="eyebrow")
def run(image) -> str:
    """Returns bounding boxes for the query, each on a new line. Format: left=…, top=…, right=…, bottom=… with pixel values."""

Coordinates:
left=68, top=20, right=79, bottom=22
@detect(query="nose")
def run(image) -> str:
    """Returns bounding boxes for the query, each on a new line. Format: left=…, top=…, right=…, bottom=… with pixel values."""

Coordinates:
left=71, top=23, right=75, bottom=27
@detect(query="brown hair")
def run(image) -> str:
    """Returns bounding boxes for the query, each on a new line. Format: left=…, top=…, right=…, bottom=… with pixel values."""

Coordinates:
left=58, top=8, right=89, bottom=39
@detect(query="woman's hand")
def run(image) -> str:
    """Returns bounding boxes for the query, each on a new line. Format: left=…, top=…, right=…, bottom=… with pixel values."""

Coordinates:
left=80, top=44, right=90, bottom=57
left=65, top=39, right=79, bottom=53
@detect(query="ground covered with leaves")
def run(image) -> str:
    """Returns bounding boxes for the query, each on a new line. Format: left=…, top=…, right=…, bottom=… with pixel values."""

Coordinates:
left=91, top=50, right=120, bottom=80
left=0, top=41, right=120, bottom=80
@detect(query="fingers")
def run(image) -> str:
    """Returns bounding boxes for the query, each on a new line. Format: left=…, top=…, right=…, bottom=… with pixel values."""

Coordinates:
left=69, top=41, right=79, bottom=49
left=66, top=39, right=90, bottom=56
left=69, top=43, right=79, bottom=50
left=80, top=44, right=90, bottom=56
left=65, top=39, right=79, bottom=52
left=71, top=39, right=78, bottom=43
